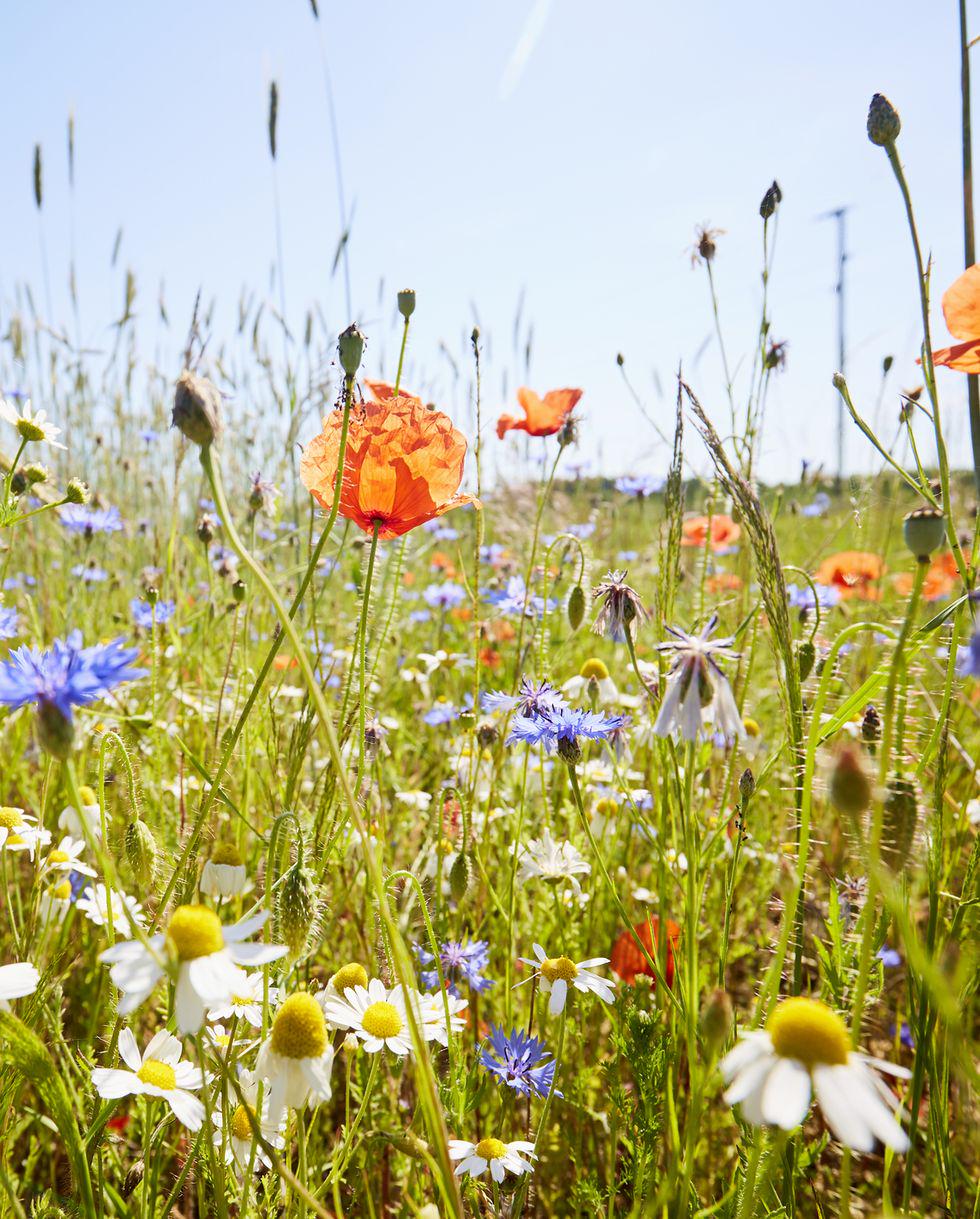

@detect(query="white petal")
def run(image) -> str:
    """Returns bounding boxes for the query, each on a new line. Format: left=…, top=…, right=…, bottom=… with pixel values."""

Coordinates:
left=92, top=1068, right=139, bottom=1099
left=812, top=1065, right=875, bottom=1153
left=490, top=1159, right=505, bottom=1183
left=229, top=942, right=287, bottom=967
left=719, top=1033, right=772, bottom=1084
left=174, top=969, right=206, bottom=1034
left=223, top=911, right=269, bottom=944
left=760, top=1058, right=811, bottom=1130
left=724, top=1053, right=776, bottom=1108
left=548, top=978, right=568, bottom=1016
left=167, top=1089, right=205, bottom=1131
left=144, top=1029, right=181, bottom=1065
left=118, top=1028, right=142, bottom=1073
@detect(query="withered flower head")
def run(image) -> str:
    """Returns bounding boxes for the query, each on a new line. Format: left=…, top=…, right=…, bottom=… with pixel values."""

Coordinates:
left=172, top=370, right=223, bottom=447
left=591, top=570, right=649, bottom=643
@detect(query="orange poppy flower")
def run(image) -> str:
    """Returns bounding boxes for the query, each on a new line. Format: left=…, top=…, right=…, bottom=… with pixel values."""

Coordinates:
left=705, top=572, right=743, bottom=593
left=610, top=916, right=680, bottom=988
left=893, top=554, right=957, bottom=601
left=300, top=395, right=477, bottom=540
left=814, top=551, right=885, bottom=600
left=931, top=264, right=980, bottom=372
left=681, top=514, right=741, bottom=551
left=496, top=387, right=583, bottom=439
left=363, top=378, right=423, bottom=407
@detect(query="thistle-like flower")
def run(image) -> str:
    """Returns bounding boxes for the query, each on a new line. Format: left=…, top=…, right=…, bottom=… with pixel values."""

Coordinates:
left=653, top=614, right=745, bottom=743
left=591, top=570, right=648, bottom=642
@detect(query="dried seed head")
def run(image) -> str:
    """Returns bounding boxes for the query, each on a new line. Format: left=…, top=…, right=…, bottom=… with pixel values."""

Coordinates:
left=903, top=506, right=946, bottom=561
left=397, top=289, right=416, bottom=320
left=337, top=324, right=365, bottom=378
left=759, top=180, right=781, bottom=220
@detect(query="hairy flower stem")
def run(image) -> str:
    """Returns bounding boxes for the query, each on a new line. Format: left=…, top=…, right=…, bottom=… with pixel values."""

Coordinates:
left=356, top=522, right=381, bottom=787
left=199, top=443, right=463, bottom=1216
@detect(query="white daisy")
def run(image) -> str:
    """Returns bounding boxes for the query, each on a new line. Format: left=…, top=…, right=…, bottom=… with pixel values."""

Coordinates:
left=58, top=787, right=102, bottom=841
left=320, top=979, right=416, bottom=1055
left=100, top=905, right=286, bottom=1033
left=0, top=398, right=66, bottom=449
left=517, top=829, right=591, bottom=893
left=448, top=1136, right=536, bottom=1183
left=208, top=971, right=278, bottom=1029
left=416, top=990, right=469, bottom=1047
left=255, top=992, right=336, bottom=1120
left=0, top=806, right=42, bottom=852
left=200, top=843, right=248, bottom=900
left=38, top=877, right=74, bottom=925
left=212, top=1068, right=285, bottom=1175
left=654, top=614, right=745, bottom=743
left=519, top=943, right=615, bottom=1016
left=0, top=961, right=40, bottom=1010
left=91, top=1028, right=204, bottom=1130
left=77, top=883, right=145, bottom=938
left=562, top=658, right=619, bottom=705
left=720, top=997, right=911, bottom=1153
left=42, top=835, right=97, bottom=879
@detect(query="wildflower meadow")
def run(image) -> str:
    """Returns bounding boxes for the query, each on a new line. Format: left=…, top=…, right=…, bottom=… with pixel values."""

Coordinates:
left=0, top=19, right=979, bottom=1219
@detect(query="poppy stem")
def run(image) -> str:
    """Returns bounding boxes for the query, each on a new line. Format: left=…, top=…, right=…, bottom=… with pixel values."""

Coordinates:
left=356, top=521, right=382, bottom=788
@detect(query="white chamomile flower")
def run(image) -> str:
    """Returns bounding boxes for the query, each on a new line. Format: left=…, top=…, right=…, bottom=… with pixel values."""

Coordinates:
left=720, top=997, right=911, bottom=1153
left=517, top=829, right=591, bottom=893
left=38, top=877, right=74, bottom=924
left=77, top=883, right=145, bottom=938
left=91, top=1028, right=204, bottom=1130
left=100, top=905, right=286, bottom=1033
left=209, top=971, right=278, bottom=1029
left=416, top=990, right=469, bottom=1047
left=58, top=786, right=102, bottom=841
left=0, top=961, right=40, bottom=1010
left=0, top=398, right=66, bottom=449
left=0, top=806, right=45, bottom=856
left=42, top=835, right=97, bottom=879
left=562, top=658, right=619, bottom=705
left=213, top=1068, right=285, bottom=1175
left=448, top=1136, right=536, bottom=1183
left=320, top=979, right=415, bottom=1055
left=256, top=992, right=336, bottom=1120
left=200, top=843, right=249, bottom=899
left=519, top=943, right=615, bottom=1016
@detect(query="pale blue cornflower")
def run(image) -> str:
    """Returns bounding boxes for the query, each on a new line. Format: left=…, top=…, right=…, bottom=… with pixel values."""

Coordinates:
left=956, top=630, right=980, bottom=678
left=130, top=598, right=176, bottom=629
left=423, top=581, right=467, bottom=611
left=484, top=575, right=555, bottom=619
left=615, top=474, right=666, bottom=499
left=787, top=583, right=839, bottom=614
left=0, top=606, right=19, bottom=640
left=482, top=677, right=567, bottom=718
left=59, top=504, right=124, bottom=536
left=417, top=939, right=494, bottom=997
left=507, top=705, right=628, bottom=760
left=654, top=614, right=744, bottom=743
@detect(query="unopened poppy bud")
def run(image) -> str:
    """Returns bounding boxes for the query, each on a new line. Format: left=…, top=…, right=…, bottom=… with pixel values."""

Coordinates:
left=276, top=856, right=320, bottom=957
left=125, top=818, right=159, bottom=892
left=337, top=323, right=365, bottom=378
left=861, top=704, right=881, bottom=744
left=867, top=93, right=901, bottom=146
left=232, top=579, right=246, bottom=603
left=903, top=506, right=945, bottom=561
left=567, top=584, right=586, bottom=631
left=829, top=747, right=872, bottom=815
left=881, top=776, right=918, bottom=873
left=476, top=721, right=498, bottom=750
left=796, top=640, right=815, bottom=682
left=759, top=180, right=781, bottom=220
left=397, top=289, right=416, bottom=320
left=616, top=352, right=625, bottom=367
left=883, top=355, right=894, bottom=374
left=739, top=768, right=755, bottom=801
left=172, top=370, right=223, bottom=447
left=196, top=513, right=217, bottom=544
left=700, top=987, right=733, bottom=1052
left=37, top=700, right=74, bottom=760
left=449, top=850, right=474, bottom=904
left=64, top=478, right=89, bottom=505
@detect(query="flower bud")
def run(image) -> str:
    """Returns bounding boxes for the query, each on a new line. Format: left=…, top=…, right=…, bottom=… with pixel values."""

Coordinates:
left=881, top=776, right=918, bottom=873
left=172, top=370, right=223, bottom=447
left=196, top=513, right=217, bottom=544
left=232, top=578, right=246, bottom=604
left=832, top=371, right=847, bottom=392
left=125, top=818, right=159, bottom=893
left=567, top=584, right=586, bottom=631
left=337, top=324, right=365, bottom=378
left=476, top=721, right=499, bottom=750
left=861, top=704, right=882, bottom=744
left=24, top=463, right=48, bottom=486
left=276, top=856, right=320, bottom=958
left=759, top=180, right=781, bottom=220
left=557, top=416, right=578, bottom=448
left=700, top=987, right=734, bottom=1053
left=9, top=469, right=27, bottom=496
left=397, top=289, right=416, bottom=320
left=903, top=506, right=945, bottom=561
left=37, top=700, right=74, bottom=760
left=739, top=767, right=755, bottom=801
left=145, top=585, right=159, bottom=607
left=796, top=640, right=815, bottom=682
left=64, top=478, right=89, bottom=505
left=829, top=747, right=872, bottom=815
left=867, top=93, right=901, bottom=146
left=449, top=850, right=474, bottom=904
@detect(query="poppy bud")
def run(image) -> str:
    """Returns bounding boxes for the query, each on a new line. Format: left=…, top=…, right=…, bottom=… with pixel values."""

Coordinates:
left=125, top=818, right=159, bottom=893
left=829, top=747, right=872, bottom=815
left=37, top=700, right=74, bottom=760
left=759, top=181, right=781, bottom=220
left=449, top=849, right=473, bottom=904
left=397, top=289, right=416, bottom=320
left=739, top=768, right=755, bottom=801
left=867, top=93, right=901, bottom=146
left=567, top=584, right=586, bottom=631
left=903, top=506, right=946, bottom=561
left=881, top=776, right=918, bottom=873
left=64, top=478, right=89, bottom=505
left=883, top=355, right=894, bottom=374
left=616, top=352, right=625, bottom=367
left=337, top=323, right=365, bottom=378
left=796, top=639, right=815, bottom=682
left=276, top=855, right=320, bottom=958
left=700, top=987, right=734, bottom=1053
left=172, top=370, right=223, bottom=448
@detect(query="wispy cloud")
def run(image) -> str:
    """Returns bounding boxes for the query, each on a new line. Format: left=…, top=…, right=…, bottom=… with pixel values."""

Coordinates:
left=499, top=0, right=553, bottom=100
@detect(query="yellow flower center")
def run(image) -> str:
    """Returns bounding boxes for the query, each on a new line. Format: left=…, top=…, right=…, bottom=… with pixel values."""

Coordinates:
left=231, top=1103, right=255, bottom=1142
left=167, top=905, right=224, bottom=961
left=330, top=963, right=368, bottom=993
left=210, top=842, right=243, bottom=867
left=437, top=836, right=455, bottom=856
left=79, top=785, right=97, bottom=805
left=475, top=1137, right=507, bottom=1161
left=52, top=880, right=72, bottom=901
left=579, top=658, right=610, bottom=681
left=270, top=993, right=327, bottom=1059
left=540, top=955, right=578, bottom=984
left=6, top=833, right=25, bottom=846
left=594, top=798, right=618, bottom=818
left=48, top=849, right=70, bottom=865
left=137, top=1059, right=176, bottom=1090
left=767, top=997, right=850, bottom=1068
left=0, top=808, right=23, bottom=830
left=361, top=1001, right=403, bottom=1040
left=743, top=717, right=760, bottom=738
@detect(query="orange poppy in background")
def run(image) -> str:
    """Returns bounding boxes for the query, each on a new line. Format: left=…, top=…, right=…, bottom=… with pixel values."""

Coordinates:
left=815, top=551, right=885, bottom=600
left=681, top=514, right=741, bottom=551
left=931, top=264, right=980, bottom=372
left=893, top=554, right=957, bottom=601
left=496, top=387, right=583, bottom=439
left=300, top=394, right=477, bottom=540
left=705, top=572, right=743, bottom=593
left=610, top=915, right=680, bottom=988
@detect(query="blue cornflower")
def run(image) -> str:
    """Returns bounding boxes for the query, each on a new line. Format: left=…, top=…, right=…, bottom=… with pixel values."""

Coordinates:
left=615, top=474, right=666, bottom=498
left=0, top=606, right=19, bottom=639
left=484, top=575, right=555, bottom=619
left=787, top=583, right=839, bottom=613
left=71, top=564, right=108, bottom=584
left=800, top=491, right=831, bottom=518
left=508, top=704, right=628, bottom=760
left=423, top=700, right=459, bottom=726
left=417, top=939, right=494, bottom=996
left=423, top=520, right=460, bottom=541
left=139, top=428, right=160, bottom=444
left=130, top=598, right=176, bottom=629
left=423, top=581, right=467, bottom=611
left=0, top=632, right=145, bottom=720
left=481, top=1026, right=561, bottom=1099
left=409, top=609, right=432, bottom=624
left=482, top=676, right=567, bottom=718
left=876, top=944, right=902, bottom=968
left=59, top=504, right=124, bottom=536
left=480, top=543, right=508, bottom=565
left=957, top=630, right=980, bottom=678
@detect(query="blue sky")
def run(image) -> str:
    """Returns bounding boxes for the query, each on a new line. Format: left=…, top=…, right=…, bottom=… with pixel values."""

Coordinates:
left=0, top=1, right=974, bottom=484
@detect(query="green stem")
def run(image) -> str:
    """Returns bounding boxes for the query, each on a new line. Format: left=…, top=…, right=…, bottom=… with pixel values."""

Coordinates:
left=356, top=522, right=381, bottom=786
